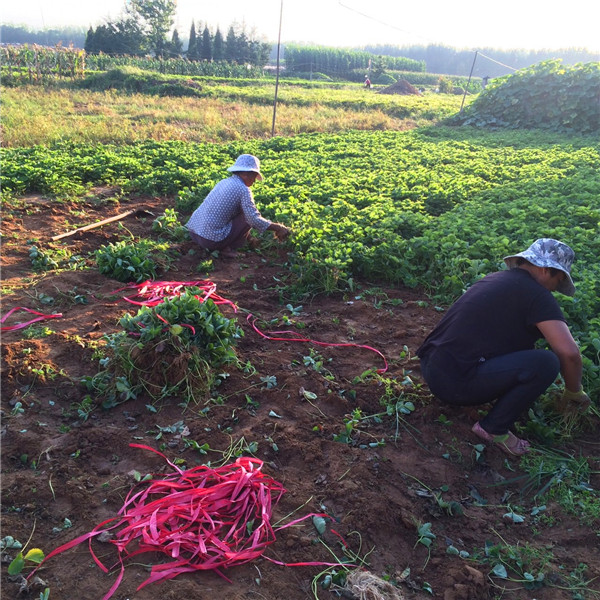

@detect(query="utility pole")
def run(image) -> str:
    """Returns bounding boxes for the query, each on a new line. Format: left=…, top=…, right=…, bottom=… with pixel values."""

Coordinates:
left=271, top=0, right=284, bottom=137
left=460, top=50, right=478, bottom=113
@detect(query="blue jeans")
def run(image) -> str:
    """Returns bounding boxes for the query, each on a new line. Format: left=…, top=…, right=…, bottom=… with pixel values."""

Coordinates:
left=420, top=349, right=560, bottom=434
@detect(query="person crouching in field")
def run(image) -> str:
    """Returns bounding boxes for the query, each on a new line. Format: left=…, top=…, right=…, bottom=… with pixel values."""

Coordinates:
left=186, top=154, right=291, bottom=258
left=417, top=238, right=590, bottom=456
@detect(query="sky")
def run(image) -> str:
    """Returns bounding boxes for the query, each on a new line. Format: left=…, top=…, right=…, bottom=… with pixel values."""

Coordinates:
left=2, top=0, right=600, bottom=53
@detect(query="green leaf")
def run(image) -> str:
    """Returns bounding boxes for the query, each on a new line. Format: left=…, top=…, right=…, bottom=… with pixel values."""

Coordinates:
left=7, top=552, right=25, bottom=575
left=492, top=564, right=508, bottom=578
left=503, top=511, right=525, bottom=523
left=312, top=515, right=327, bottom=535
left=0, top=536, right=22, bottom=550
left=418, top=522, right=436, bottom=539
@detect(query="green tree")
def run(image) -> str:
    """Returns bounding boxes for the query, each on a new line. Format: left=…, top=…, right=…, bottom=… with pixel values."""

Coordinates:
left=200, top=25, right=212, bottom=61
left=166, top=28, right=183, bottom=58
left=187, top=21, right=197, bottom=60
left=225, top=25, right=238, bottom=62
left=84, top=19, right=145, bottom=56
left=129, top=0, right=176, bottom=58
left=84, top=26, right=96, bottom=53
left=237, top=28, right=250, bottom=64
left=213, top=27, right=224, bottom=61
left=249, top=39, right=272, bottom=67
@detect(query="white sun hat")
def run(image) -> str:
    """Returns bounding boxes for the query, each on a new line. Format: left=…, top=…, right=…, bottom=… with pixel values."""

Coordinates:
left=227, top=154, right=263, bottom=180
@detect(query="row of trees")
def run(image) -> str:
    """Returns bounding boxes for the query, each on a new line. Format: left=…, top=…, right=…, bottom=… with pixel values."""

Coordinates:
left=0, top=24, right=87, bottom=48
left=283, top=44, right=424, bottom=79
left=84, top=19, right=271, bottom=66
left=84, top=0, right=177, bottom=58
left=362, top=44, right=600, bottom=78
left=83, top=3, right=271, bottom=67
left=185, top=21, right=271, bottom=66
left=4, top=18, right=596, bottom=78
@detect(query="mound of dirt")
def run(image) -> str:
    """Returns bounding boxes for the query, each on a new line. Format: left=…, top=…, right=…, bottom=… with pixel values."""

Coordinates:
left=378, top=79, right=422, bottom=95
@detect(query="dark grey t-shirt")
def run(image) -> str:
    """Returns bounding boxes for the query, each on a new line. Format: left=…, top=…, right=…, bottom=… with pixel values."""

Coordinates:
left=417, top=269, right=566, bottom=375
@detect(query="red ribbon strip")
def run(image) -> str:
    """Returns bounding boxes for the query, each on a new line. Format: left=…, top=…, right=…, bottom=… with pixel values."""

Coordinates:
left=1, top=306, right=63, bottom=332
left=111, top=280, right=238, bottom=312
left=111, top=280, right=388, bottom=372
left=247, top=314, right=388, bottom=373
left=29, top=444, right=354, bottom=599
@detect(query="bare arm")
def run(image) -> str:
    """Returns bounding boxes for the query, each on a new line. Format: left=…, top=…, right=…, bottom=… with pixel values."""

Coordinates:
left=267, top=222, right=291, bottom=241
left=536, top=320, right=582, bottom=391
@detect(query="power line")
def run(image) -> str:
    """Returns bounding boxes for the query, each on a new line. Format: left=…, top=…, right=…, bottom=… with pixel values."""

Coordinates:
left=477, top=51, right=518, bottom=72
left=340, top=2, right=523, bottom=78
left=337, top=1, right=432, bottom=44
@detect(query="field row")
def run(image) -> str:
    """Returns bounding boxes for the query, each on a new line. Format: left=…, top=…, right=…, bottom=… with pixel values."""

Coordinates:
left=2, top=127, right=599, bottom=394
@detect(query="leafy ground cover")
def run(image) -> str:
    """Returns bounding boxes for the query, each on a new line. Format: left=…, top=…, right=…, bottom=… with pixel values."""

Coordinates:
left=3, top=126, right=599, bottom=395
left=453, top=61, right=600, bottom=134
left=1, top=191, right=599, bottom=600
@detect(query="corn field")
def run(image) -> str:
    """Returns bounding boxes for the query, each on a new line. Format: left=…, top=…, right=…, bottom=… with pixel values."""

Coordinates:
left=1, top=44, right=86, bottom=84
left=1, top=44, right=266, bottom=84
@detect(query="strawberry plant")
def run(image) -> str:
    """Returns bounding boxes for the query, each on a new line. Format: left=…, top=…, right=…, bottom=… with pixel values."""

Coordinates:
left=95, top=239, right=158, bottom=283
left=151, top=208, right=189, bottom=241
left=28, top=245, right=59, bottom=271
left=3, top=125, right=598, bottom=398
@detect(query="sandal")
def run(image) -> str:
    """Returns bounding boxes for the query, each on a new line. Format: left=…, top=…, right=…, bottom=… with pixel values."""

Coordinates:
left=471, top=421, right=530, bottom=456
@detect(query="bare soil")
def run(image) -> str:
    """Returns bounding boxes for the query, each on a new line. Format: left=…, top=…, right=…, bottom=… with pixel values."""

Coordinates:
left=2, top=194, right=599, bottom=600
left=378, top=80, right=421, bottom=95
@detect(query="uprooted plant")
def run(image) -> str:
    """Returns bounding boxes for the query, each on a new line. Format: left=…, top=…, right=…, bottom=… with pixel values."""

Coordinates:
left=497, top=447, right=600, bottom=526
left=83, top=290, right=243, bottom=407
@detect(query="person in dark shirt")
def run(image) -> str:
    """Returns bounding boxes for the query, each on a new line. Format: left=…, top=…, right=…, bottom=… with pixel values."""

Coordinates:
left=417, top=238, right=589, bottom=455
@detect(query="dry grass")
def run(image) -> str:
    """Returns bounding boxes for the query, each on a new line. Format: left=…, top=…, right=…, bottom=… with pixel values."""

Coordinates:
left=1, top=85, right=439, bottom=147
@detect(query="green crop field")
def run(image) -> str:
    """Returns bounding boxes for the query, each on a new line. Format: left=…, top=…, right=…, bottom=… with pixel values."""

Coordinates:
left=3, top=124, right=599, bottom=394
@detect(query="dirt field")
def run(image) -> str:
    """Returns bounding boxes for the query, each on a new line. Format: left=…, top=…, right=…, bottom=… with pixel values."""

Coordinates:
left=2, top=193, right=599, bottom=600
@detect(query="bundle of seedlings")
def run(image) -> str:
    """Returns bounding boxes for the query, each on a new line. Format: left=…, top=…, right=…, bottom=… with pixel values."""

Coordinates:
left=85, top=290, right=243, bottom=407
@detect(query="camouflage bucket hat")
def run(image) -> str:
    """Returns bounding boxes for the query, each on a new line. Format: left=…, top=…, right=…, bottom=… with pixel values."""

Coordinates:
left=503, top=238, right=575, bottom=296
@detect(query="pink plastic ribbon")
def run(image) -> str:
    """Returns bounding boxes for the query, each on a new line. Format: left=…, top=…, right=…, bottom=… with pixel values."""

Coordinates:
left=28, top=444, right=354, bottom=599
left=246, top=314, right=388, bottom=373
left=1, top=306, right=63, bottom=331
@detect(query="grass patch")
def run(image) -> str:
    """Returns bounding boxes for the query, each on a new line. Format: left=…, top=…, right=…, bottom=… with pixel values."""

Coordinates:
left=1, top=79, right=464, bottom=147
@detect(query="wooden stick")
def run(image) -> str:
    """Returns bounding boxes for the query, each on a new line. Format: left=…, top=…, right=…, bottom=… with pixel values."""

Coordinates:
left=51, top=210, right=138, bottom=241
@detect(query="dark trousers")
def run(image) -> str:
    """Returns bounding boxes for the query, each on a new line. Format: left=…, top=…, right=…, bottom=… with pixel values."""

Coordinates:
left=420, top=349, right=560, bottom=434
left=189, top=213, right=251, bottom=251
